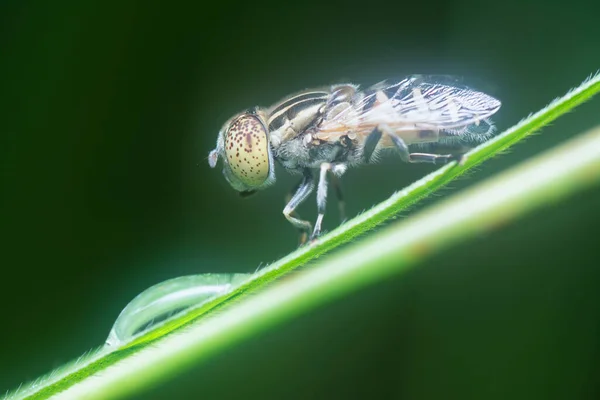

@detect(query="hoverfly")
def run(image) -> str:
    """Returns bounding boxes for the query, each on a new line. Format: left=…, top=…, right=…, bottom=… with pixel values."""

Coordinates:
left=209, top=75, right=501, bottom=244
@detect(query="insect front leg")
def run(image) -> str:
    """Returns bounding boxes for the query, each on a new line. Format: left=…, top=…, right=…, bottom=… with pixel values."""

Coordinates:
left=311, top=162, right=347, bottom=241
left=283, top=169, right=315, bottom=245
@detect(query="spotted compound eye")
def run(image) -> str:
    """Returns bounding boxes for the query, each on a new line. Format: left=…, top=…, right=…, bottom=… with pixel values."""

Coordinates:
left=224, top=114, right=270, bottom=188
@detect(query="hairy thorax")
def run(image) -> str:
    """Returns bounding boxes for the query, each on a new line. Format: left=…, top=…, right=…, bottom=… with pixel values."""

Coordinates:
left=273, top=131, right=363, bottom=172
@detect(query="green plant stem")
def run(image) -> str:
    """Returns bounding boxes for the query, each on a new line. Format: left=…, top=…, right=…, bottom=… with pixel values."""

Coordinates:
left=54, top=124, right=600, bottom=400
left=4, top=72, right=600, bottom=400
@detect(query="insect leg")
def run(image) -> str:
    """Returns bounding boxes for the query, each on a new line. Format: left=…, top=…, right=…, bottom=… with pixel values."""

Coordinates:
left=407, top=152, right=458, bottom=165
left=363, top=128, right=383, bottom=163
left=284, top=178, right=303, bottom=210
left=283, top=169, right=315, bottom=244
left=329, top=172, right=346, bottom=223
left=311, top=163, right=332, bottom=240
left=363, top=126, right=410, bottom=163
left=379, top=125, right=459, bottom=165
left=311, top=163, right=348, bottom=240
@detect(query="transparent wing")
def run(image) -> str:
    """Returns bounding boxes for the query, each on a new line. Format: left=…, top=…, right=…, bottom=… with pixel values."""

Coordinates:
left=317, top=75, right=502, bottom=138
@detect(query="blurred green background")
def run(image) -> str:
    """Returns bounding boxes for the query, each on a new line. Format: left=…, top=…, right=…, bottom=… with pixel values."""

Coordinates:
left=1, top=0, right=599, bottom=398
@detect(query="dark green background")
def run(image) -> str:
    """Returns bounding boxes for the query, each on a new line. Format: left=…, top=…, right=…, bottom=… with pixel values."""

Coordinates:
left=1, top=0, right=599, bottom=398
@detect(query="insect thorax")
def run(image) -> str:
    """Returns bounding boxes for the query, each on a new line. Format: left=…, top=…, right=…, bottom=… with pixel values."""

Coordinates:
left=266, top=85, right=364, bottom=171
left=273, top=132, right=361, bottom=171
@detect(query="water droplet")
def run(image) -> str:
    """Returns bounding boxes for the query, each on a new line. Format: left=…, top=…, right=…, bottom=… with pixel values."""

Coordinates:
left=105, top=273, right=249, bottom=348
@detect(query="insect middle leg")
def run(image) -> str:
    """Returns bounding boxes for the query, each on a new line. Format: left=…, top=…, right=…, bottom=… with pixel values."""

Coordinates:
left=284, top=169, right=315, bottom=245
left=329, top=172, right=346, bottom=223
left=311, top=162, right=347, bottom=241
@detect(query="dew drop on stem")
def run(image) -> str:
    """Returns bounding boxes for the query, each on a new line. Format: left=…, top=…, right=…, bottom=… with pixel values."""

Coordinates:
left=105, top=273, right=249, bottom=348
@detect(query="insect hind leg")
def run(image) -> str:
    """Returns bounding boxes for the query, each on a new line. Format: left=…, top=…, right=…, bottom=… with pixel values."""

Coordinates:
left=363, top=128, right=383, bottom=163
left=407, top=152, right=459, bottom=165
left=378, top=124, right=461, bottom=165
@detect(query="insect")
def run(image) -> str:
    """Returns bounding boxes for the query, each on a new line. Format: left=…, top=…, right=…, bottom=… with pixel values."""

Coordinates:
left=209, top=75, right=501, bottom=244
